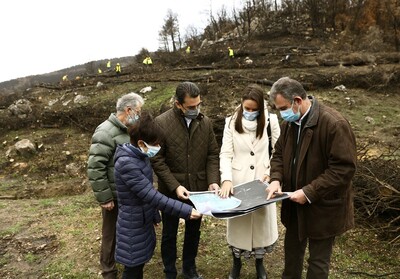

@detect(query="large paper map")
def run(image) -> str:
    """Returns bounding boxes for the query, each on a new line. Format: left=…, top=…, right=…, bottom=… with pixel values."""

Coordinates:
left=189, top=180, right=290, bottom=219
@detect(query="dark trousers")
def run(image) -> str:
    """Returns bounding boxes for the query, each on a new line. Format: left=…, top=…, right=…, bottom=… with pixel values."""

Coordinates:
left=161, top=211, right=202, bottom=278
left=100, top=204, right=118, bottom=279
left=122, top=264, right=145, bottom=279
left=282, top=210, right=335, bottom=279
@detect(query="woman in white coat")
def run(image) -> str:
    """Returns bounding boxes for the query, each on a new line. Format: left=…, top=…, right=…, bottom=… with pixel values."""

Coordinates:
left=219, top=84, right=280, bottom=279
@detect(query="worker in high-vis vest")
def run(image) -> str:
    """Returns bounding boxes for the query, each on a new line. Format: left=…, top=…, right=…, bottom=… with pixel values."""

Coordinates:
left=228, top=46, right=234, bottom=58
left=62, top=75, right=68, bottom=81
left=186, top=46, right=191, bottom=54
left=143, top=56, right=153, bottom=66
left=115, top=63, right=121, bottom=76
left=107, top=60, right=111, bottom=69
left=98, top=68, right=102, bottom=74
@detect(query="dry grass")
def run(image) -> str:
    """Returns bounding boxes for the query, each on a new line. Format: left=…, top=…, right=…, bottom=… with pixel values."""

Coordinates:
left=1, top=192, right=399, bottom=278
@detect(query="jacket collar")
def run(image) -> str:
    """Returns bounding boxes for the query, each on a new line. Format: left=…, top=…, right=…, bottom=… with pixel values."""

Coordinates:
left=123, top=143, right=147, bottom=159
left=288, top=96, right=319, bottom=129
left=304, top=96, right=319, bottom=128
left=108, top=113, right=127, bottom=131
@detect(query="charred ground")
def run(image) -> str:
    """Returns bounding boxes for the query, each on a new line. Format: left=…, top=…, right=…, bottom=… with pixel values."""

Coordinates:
left=0, top=34, right=399, bottom=278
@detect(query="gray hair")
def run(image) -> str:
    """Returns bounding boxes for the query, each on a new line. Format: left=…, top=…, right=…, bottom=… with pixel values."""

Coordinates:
left=116, top=92, right=144, bottom=113
left=269, top=77, right=307, bottom=102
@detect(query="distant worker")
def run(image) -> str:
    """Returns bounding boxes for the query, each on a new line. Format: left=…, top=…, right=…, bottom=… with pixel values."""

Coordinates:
left=98, top=68, right=103, bottom=74
left=228, top=46, right=234, bottom=58
left=186, top=46, right=191, bottom=54
left=107, top=60, right=111, bottom=70
left=62, top=75, right=68, bottom=81
left=115, top=63, right=121, bottom=76
left=142, top=56, right=153, bottom=66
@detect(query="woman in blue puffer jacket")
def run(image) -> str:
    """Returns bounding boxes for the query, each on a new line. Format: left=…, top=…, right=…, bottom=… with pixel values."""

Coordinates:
left=114, top=112, right=201, bottom=279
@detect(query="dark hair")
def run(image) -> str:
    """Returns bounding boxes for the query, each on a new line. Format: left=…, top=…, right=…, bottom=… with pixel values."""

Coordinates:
left=234, top=84, right=266, bottom=139
left=175, top=81, right=200, bottom=104
left=128, top=112, right=164, bottom=146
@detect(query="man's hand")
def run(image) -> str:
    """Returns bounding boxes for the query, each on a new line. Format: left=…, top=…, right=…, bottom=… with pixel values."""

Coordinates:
left=219, top=180, right=233, bottom=198
left=208, top=183, right=220, bottom=194
left=100, top=201, right=114, bottom=211
left=266, top=180, right=282, bottom=200
left=289, top=189, right=307, bottom=204
left=190, top=209, right=202, bottom=219
left=175, top=185, right=190, bottom=200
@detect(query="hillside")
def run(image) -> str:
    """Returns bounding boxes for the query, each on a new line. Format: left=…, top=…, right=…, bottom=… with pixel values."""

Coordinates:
left=0, top=32, right=399, bottom=278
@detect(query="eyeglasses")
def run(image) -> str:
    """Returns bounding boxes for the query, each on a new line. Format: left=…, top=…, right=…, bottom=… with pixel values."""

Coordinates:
left=128, top=107, right=141, bottom=115
left=182, top=102, right=202, bottom=110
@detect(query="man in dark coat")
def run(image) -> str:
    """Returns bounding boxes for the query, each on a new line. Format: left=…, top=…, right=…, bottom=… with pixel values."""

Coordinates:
left=266, top=77, right=357, bottom=279
left=87, top=92, right=144, bottom=279
left=151, top=81, right=220, bottom=279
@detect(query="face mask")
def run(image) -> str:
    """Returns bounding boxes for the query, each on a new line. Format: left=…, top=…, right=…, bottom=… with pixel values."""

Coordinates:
left=184, top=108, right=200, bottom=120
left=127, top=112, right=140, bottom=126
left=142, top=142, right=161, bottom=158
left=243, top=110, right=259, bottom=121
left=280, top=102, right=301, bottom=122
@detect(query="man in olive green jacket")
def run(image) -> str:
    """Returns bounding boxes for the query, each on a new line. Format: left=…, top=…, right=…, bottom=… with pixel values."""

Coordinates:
left=152, top=82, right=220, bottom=279
left=87, top=92, right=143, bottom=279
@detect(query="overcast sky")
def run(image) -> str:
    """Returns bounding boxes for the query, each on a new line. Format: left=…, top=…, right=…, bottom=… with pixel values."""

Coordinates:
left=0, top=0, right=243, bottom=83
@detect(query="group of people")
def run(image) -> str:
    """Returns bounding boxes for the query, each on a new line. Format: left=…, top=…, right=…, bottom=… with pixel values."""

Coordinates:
left=87, top=78, right=357, bottom=279
left=92, top=60, right=121, bottom=76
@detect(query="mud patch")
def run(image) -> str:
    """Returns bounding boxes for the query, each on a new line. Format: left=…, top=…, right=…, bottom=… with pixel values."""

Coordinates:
left=0, top=177, right=89, bottom=200
left=0, top=234, right=59, bottom=278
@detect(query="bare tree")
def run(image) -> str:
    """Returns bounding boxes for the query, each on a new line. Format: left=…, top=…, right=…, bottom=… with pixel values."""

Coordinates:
left=184, top=25, right=201, bottom=48
left=379, top=0, right=400, bottom=51
left=159, top=10, right=180, bottom=52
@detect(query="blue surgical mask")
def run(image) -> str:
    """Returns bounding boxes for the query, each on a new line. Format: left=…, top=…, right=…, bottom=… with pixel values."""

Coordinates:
left=143, top=142, right=161, bottom=158
left=243, top=110, right=259, bottom=121
left=127, top=112, right=140, bottom=126
left=280, top=102, right=301, bottom=122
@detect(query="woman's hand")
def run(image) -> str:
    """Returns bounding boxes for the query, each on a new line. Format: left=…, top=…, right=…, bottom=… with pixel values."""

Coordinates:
left=262, top=175, right=270, bottom=183
left=190, top=209, right=202, bottom=219
left=219, top=180, right=233, bottom=198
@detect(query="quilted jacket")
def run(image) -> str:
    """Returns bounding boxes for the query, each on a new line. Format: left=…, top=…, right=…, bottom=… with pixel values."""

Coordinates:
left=87, top=113, right=129, bottom=203
left=114, top=143, right=192, bottom=267
left=151, top=106, right=220, bottom=196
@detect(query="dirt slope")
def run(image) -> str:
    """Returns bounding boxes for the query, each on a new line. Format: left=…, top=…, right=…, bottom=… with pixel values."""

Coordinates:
left=0, top=36, right=399, bottom=278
